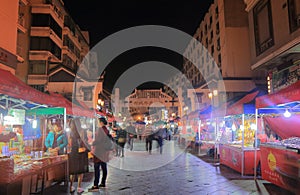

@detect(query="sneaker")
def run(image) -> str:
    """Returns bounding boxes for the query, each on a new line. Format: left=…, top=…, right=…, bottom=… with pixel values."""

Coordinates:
left=88, top=186, right=99, bottom=192
left=70, top=186, right=75, bottom=193
left=99, top=183, right=106, bottom=188
left=77, top=187, right=84, bottom=193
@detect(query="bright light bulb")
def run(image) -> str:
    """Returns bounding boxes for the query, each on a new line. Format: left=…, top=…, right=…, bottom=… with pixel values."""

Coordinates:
left=32, top=119, right=37, bottom=129
left=283, top=110, right=291, bottom=118
left=250, top=123, right=256, bottom=130
left=232, top=124, right=236, bottom=131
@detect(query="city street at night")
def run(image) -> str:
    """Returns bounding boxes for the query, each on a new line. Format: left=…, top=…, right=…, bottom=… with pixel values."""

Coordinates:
left=45, top=140, right=293, bottom=195
left=1, top=0, right=300, bottom=194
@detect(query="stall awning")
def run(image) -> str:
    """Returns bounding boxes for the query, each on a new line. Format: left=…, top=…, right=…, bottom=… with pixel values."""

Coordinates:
left=256, top=80, right=300, bottom=109
left=264, top=115, right=300, bottom=139
left=47, top=93, right=94, bottom=118
left=26, top=107, right=65, bottom=116
left=0, top=69, right=58, bottom=108
left=226, top=91, right=260, bottom=115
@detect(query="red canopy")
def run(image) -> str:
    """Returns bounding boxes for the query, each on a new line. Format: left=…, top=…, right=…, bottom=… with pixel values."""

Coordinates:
left=0, top=69, right=58, bottom=106
left=264, top=115, right=300, bottom=139
left=0, top=69, right=94, bottom=117
left=48, top=93, right=94, bottom=118
left=256, top=80, right=300, bottom=108
left=226, top=91, right=259, bottom=115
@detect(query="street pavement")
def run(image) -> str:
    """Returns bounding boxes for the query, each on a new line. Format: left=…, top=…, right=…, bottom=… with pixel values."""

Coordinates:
left=46, top=140, right=292, bottom=195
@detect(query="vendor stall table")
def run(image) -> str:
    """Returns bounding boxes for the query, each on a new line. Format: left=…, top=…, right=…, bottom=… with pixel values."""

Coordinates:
left=219, top=144, right=260, bottom=175
left=260, top=144, right=300, bottom=194
left=0, top=155, right=69, bottom=195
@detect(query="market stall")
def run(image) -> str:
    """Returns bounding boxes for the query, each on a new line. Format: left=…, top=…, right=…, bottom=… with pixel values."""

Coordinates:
left=0, top=69, right=94, bottom=194
left=218, top=90, right=263, bottom=176
left=255, top=80, right=300, bottom=194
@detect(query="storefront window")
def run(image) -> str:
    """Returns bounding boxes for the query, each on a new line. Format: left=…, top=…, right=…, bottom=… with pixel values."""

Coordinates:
left=253, top=0, right=274, bottom=55
left=288, top=0, right=300, bottom=32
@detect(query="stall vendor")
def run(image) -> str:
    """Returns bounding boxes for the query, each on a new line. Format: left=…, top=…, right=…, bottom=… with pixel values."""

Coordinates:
left=45, top=124, right=68, bottom=155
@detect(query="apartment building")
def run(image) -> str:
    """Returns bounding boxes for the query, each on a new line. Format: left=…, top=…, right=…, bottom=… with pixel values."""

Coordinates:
left=12, top=0, right=102, bottom=108
left=245, top=0, right=300, bottom=93
left=0, top=0, right=20, bottom=74
left=175, top=0, right=257, bottom=111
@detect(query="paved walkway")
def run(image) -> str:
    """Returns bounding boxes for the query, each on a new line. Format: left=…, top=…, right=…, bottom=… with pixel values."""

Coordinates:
left=46, top=140, right=289, bottom=195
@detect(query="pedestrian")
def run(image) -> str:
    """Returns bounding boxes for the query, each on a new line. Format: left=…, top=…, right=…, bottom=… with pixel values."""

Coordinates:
left=45, top=122, right=68, bottom=155
left=144, top=125, right=154, bottom=154
left=68, top=119, right=88, bottom=194
left=88, top=117, right=111, bottom=192
left=126, top=122, right=136, bottom=151
left=154, top=128, right=164, bottom=154
left=111, top=123, right=119, bottom=156
left=116, top=125, right=127, bottom=157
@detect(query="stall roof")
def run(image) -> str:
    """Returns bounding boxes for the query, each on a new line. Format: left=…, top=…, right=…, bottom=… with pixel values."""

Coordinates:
left=256, top=80, right=300, bottom=109
left=47, top=93, right=95, bottom=118
left=264, top=115, right=300, bottom=139
left=226, top=90, right=261, bottom=115
left=0, top=69, right=58, bottom=109
left=26, top=107, right=65, bottom=116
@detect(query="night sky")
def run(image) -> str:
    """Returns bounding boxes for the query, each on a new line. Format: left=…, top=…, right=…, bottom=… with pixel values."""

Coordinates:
left=62, top=0, right=213, bottom=93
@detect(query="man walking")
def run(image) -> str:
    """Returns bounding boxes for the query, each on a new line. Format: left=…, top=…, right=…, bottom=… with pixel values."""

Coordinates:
left=88, top=117, right=111, bottom=192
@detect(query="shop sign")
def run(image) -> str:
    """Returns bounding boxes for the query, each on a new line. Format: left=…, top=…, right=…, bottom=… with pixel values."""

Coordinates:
left=7, top=109, right=25, bottom=125
left=271, top=63, right=300, bottom=92
left=0, top=47, right=17, bottom=69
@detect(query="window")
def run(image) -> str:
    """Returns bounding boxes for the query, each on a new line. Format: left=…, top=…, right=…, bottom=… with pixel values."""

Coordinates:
left=30, top=37, right=61, bottom=59
left=216, top=22, right=220, bottom=34
left=288, top=0, right=300, bottom=32
left=215, top=6, right=219, bottom=19
left=29, top=60, right=46, bottom=74
left=211, top=45, right=214, bottom=56
left=31, top=14, right=62, bottom=38
left=30, top=85, right=45, bottom=92
left=82, top=87, right=93, bottom=101
left=253, top=0, right=274, bottom=55
left=217, top=38, right=221, bottom=51
left=218, top=54, right=222, bottom=67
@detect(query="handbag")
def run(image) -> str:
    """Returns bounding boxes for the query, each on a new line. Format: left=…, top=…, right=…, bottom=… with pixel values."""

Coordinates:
left=118, top=137, right=126, bottom=143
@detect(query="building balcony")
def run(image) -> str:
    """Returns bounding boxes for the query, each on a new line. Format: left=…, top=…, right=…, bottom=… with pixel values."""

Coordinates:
left=17, top=13, right=26, bottom=33
left=31, top=27, right=63, bottom=47
left=31, top=4, right=64, bottom=27
left=27, top=74, right=48, bottom=85
left=16, top=45, right=24, bottom=63
left=62, top=28, right=81, bottom=49
left=62, top=46, right=77, bottom=62
left=19, top=0, right=29, bottom=6
left=29, top=50, right=60, bottom=62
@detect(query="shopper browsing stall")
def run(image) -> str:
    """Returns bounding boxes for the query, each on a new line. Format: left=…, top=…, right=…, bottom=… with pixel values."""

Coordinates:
left=45, top=123, right=68, bottom=155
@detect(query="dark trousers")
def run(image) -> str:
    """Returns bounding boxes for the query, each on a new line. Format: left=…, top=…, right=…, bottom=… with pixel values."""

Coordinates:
left=93, top=161, right=107, bottom=186
left=146, top=138, right=152, bottom=153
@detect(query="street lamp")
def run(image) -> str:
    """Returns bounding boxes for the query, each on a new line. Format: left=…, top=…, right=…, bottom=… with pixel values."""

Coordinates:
left=97, top=99, right=105, bottom=112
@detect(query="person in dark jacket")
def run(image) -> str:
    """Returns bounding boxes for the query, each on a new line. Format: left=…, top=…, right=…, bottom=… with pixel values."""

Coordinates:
left=68, top=118, right=88, bottom=193
left=116, top=125, right=127, bottom=157
left=88, top=117, right=111, bottom=192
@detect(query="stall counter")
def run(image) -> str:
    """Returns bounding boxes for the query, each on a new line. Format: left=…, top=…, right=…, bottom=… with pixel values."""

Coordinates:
left=260, top=144, right=300, bottom=194
left=219, top=144, right=260, bottom=175
left=0, top=154, right=69, bottom=195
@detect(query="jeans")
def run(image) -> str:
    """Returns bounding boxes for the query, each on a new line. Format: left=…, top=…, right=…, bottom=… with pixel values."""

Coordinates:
left=93, top=161, right=107, bottom=186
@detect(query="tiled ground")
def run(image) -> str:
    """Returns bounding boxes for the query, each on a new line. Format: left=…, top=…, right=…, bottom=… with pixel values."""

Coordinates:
left=45, top=140, right=294, bottom=195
